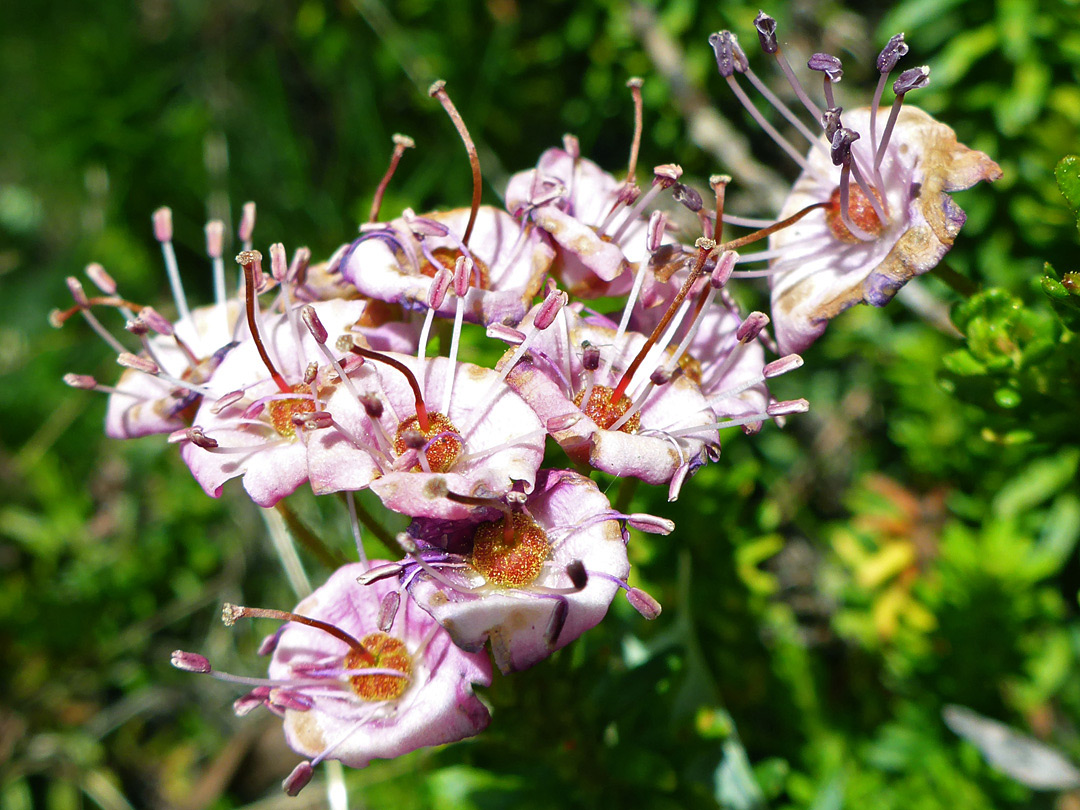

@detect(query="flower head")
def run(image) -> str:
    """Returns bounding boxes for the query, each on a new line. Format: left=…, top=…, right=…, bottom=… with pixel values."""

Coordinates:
left=709, top=17, right=1001, bottom=353
left=172, top=562, right=491, bottom=794
left=370, top=469, right=666, bottom=673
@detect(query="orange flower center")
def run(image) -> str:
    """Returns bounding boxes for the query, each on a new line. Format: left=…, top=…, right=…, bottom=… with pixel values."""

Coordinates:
left=470, top=512, right=551, bottom=588
left=824, top=185, right=886, bottom=244
left=573, top=384, right=640, bottom=433
left=345, top=632, right=412, bottom=701
left=267, top=383, right=317, bottom=439
left=392, top=411, right=463, bottom=472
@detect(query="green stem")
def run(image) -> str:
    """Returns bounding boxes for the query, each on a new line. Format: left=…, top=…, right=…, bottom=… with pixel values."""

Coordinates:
left=275, top=501, right=347, bottom=570
left=931, top=262, right=978, bottom=297
left=341, top=493, right=397, bottom=551
left=614, top=477, right=640, bottom=514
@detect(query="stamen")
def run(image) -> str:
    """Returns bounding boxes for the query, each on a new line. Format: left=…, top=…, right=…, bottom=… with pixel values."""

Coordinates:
left=370, top=134, right=415, bottom=223
left=429, top=81, right=481, bottom=247
left=625, top=78, right=645, bottom=186
left=669, top=398, right=810, bottom=435
left=237, top=250, right=291, bottom=393
left=607, top=165, right=681, bottom=243
left=545, top=598, right=569, bottom=646
left=710, top=175, right=730, bottom=242
left=222, top=602, right=369, bottom=654
left=349, top=345, right=430, bottom=432
left=875, top=66, right=930, bottom=170
left=496, top=287, right=567, bottom=384
left=709, top=31, right=809, bottom=170
left=721, top=213, right=774, bottom=229
left=153, top=207, right=193, bottom=326
left=205, top=219, right=227, bottom=312
left=377, top=590, right=399, bottom=632
left=283, top=762, right=314, bottom=797
left=238, top=201, right=256, bottom=252
left=807, top=53, right=843, bottom=109
left=626, top=587, right=662, bottom=619
left=441, top=256, right=470, bottom=414
left=609, top=238, right=713, bottom=404
left=750, top=16, right=831, bottom=153
left=754, top=13, right=822, bottom=121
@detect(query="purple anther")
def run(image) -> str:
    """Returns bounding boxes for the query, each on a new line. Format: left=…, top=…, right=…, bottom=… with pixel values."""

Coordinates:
left=711, top=249, right=738, bottom=288
left=626, top=587, right=663, bottom=620
left=301, top=305, right=327, bottom=344
left=581, top=342, right=601, bottom=371
left=378, top=591, right=401, bottom=632
left=270, top=242, right=288, bottom=281
left=487, top=323, right=525, bottom=345
left=626, top=513, right=675, bottom=534
left=273, top=692, right=314, bottom=712
left=893, top=65, right=930, bottom=95
left=545, top=598, right=569, bottom=646
left=204, top=220, right=225, bottom=258
left=566, top=560, right=588, bottom=590
left=403, top=209, right=450, bottom=238
left=303, top=361, right=318, bottom=385
left=820, top=106, right=843, bottom=140
left=807, top=53, right=843, bottom=82
left=152, top=207, right=173, bottom=243
left=238, top=202, right=256, bottom=243
left=453, top=256, right=472, bottom=297
left=289, top=246, right=311, bottom=282
left=66, top=276, right=89, bottom=308
left=754, top=11, right=779, bottom=53
left=257, top=632, right=281, bottom=657
left=118, top=352, right=159, bottom=375
left=211, top=390, right=244, bottom=413
left=63, top=373, right=97, bottom=389
left=242, top=401, right=266, bottom=420
left=185, top=426, right=219, bottom=449
left=830, top=127, right=860, bottom=167
left=428, top=267, right=452, bottom=309
left=125, top=318, right=149, bottom=337
left=297, top=411, right=334, bottom=431
left=616, top=183, right=642, bottom=206
left=400, top=428, right=427, bottom=451
left=650, top=366, right=672, bottom=386
left=767, top=398, right=810, bottom=417
left=547, top=411, right=583, bottom=432
left=170, top=650, right=212, bottom=673
left=358, top=394, right=383, bottom=421
left=708, top=30, right=749, bottom=78
left=233, top=687, right=271, bottom=716
left=673, top=183, right=704, bottom=212
left=877, top=33, right=908, bottom=73
left=85, top=262, right=117, bottom=294
left=338, top=354, right=364, bottom=376
left=140, top=306, right=174, bottom=335
left=736, top=311, right=770, bottom=342
left=647, top=210, right=668, bottom=252
left=763, top=354, right=804, bottom=378
left=283, top=761, right=315, bottom=797
left=534, top=289, right=568, bottom=330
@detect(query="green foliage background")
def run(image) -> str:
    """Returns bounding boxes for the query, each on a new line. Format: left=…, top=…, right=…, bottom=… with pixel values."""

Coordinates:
left=2, top=0, right=1080, bottom=807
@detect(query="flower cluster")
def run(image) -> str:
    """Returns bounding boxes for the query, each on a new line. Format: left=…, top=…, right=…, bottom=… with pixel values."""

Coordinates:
left=55, top=13, right=997, bottom=797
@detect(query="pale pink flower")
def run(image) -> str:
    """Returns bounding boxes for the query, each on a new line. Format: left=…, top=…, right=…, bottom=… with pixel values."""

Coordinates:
left=171, top=562, right=491, bottom=794
left=367, top=469, right=668, bottom=673
left=340, top=205, right=553, bottom=326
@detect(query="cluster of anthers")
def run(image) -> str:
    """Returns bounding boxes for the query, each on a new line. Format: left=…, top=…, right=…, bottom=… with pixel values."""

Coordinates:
left=56, top=13, right=998, bottom=797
